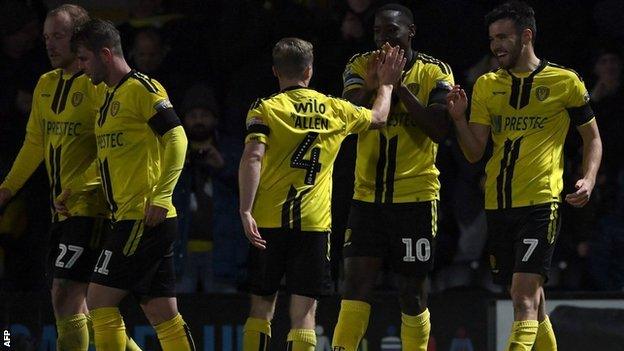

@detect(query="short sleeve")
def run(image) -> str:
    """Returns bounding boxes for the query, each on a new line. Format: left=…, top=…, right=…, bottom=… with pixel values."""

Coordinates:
left=245, top=99, right=270, bottom=145
left=565, top=74, right=595, bottom=126
left=334, top=98, right=372, bottom=134
left=426, top=63, right=455, bottom=106
left=342, top=54, right=369, bottom=95
left=469, top=77, right=490, bottom=126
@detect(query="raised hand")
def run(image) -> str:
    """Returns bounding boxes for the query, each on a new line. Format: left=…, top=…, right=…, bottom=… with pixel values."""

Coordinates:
left=377, top=45, right=406, bottom=86
left=446, top=85, right=468, bottom=122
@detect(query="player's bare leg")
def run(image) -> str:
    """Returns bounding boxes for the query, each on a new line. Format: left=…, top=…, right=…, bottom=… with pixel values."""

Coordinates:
left=52, top=279, right=90, bottom=350
left=243, top=294, right=277, bottom=351
left=287, top=295, right=317, bottom=350
left=332, top=257, right=382, bottom=351
left=534, top=287, right=557, bottom=350
left=140, top=296, right=196, bottom=351
left=397, top=274, right=430, bottom=351
left=505, top=272, right=541, bottom=350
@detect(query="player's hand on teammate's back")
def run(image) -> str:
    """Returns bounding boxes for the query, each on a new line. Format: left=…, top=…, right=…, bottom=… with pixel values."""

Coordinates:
left=376, top=45, right=406, bottom=86
left=446, top=85, right=468, bottom=122
left=240, top=211, right=266, bottom=250
left=145, top=204, right=168, bottom=226
left=54, top=189, right=72, bottom=217
left=565, top=177, right=595, bottom=208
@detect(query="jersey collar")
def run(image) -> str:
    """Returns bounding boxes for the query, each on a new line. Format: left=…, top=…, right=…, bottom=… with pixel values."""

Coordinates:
left=506, top=59, right=548, bottom=79
left=280, top=85, right=312, bottom=93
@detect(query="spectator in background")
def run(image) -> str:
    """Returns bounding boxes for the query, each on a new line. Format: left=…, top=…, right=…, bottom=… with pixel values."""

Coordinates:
left=590, top=48, right=624, bottom=179
left=129, top=27, right=189, bottom=106
left=175, top=84, right=246, bottom=293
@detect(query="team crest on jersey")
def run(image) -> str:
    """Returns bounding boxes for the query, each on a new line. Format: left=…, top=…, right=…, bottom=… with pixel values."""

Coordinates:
left=110, top=101, right=120, bottom=116
left=535, top=86, right=550, bottom=101
left=71, top=92, right=83, bottom=106
left=407, top=83, right=420, bottom=95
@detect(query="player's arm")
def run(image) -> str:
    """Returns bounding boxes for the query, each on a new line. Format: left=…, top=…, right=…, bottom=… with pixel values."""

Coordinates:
left=565, top=120, right=602, bottom=208
left=368, top=46, right=406, bottom=129
left=447, top=85, right=490, bottom=163
left=0, top=82, right=45, bottom=207
left=565, top=75, right=603, bottom=208
left=395, top=83, right=450, bottom=143
left=238, top=140, right=267, bottom=250
left=145, top=101, right=187, bottom=226
left=343, top=51, right=381, bottom=108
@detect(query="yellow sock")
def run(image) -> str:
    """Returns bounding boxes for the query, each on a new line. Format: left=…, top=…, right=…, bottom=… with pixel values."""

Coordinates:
left=154, top=313, right=196, bottom=351
left=506, top=320, right=538, bottom=351
left=90, top=307, right=127, bottom=351
left=401, top=308, right=431, bottom=351
left=332, top=300, right=371, bottom=351
left=56, top=313, right=89, bottom=350
left=86, top=314, right=142, bottom=351
left=287, top=329, right=316, bottom=351
left=243, top=318, right=271, bottom=351
left=125, top=335, right=142, bottom=351
left=534, top=316, right=557, bottom=350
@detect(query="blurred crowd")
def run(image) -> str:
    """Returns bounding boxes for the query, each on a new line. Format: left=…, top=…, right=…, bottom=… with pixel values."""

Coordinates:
left=0, top=0, right=623, bottom=294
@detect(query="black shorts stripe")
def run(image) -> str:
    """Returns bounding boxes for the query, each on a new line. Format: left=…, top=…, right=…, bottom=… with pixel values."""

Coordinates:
left=384, top=136, right=398, bottom=204
left=374, top=134, right=387, bottom=204
left=148, top=108, right=182, bottom=136
left=567, top=104, right=594, bottom=126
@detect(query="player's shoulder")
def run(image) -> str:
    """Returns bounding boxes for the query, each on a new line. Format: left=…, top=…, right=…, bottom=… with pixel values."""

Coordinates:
left=38, top=68, right=63, bottom=83
left=414, top=52, right=452, bottom=75
left=127, top=70, right=165, bottom=94
left=346, top=50, right=376, bottom=66
left=543, top=61, right=584, bottom=82
left=475, top=68, right=506, bottom=87
left=248, top=90, right=283, bottom=111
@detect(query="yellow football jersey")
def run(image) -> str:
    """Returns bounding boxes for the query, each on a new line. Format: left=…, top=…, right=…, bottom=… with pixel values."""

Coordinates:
left=245, top=86, right=372, bottom=231
left=470, top=61, right=595, bottom=209
left=343, top=52, right=454, bottom=204
left=95, top=70, right=178, bottom=221
left=1, top=69, right=107, bottom=222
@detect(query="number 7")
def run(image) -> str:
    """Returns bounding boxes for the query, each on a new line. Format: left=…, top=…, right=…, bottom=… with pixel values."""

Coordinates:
left=522, top=238, right=538, bottom=262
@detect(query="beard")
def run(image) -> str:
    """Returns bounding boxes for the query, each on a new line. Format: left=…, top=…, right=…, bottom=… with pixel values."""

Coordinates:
left=498, top=39, right=523, bottom=69
left=186, top=125, right=213, bottom=141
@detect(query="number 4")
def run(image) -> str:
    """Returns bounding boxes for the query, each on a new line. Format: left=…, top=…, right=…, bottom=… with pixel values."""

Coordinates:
left=291, top=132, right=322, bottom=185
left=522, top=238, right=539, bottom=262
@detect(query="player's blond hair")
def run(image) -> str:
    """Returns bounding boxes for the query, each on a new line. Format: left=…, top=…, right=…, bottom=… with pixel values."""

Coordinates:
left=47, top=4, right=90, bottom=33
left=272, top=37, right=314, bottom=79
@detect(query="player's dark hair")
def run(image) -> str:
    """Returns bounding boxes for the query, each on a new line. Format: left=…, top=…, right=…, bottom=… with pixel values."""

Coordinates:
left=272, top=37, right=314, bottom=80
left=485, top=1, right=537, bottom=43
left=375, top=3, right=414, bottom=25
left=47, top=4, right=90, bottom=33
left=71, top=18, right=124, bottom=56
